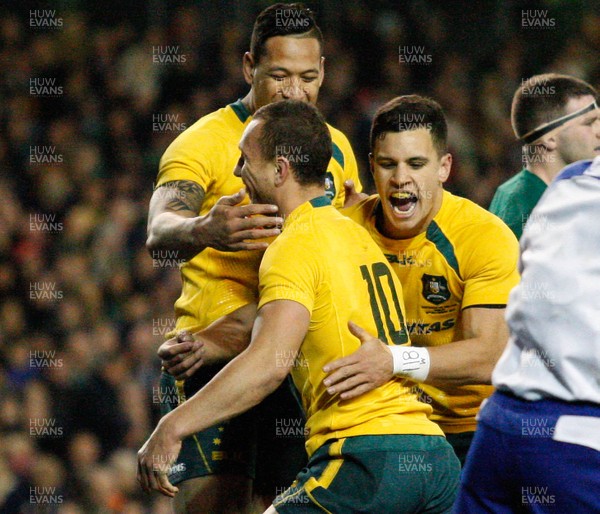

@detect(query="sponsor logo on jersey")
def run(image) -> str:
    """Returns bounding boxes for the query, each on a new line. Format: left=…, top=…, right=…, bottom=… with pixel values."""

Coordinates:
left=406, top=318, right=455, bottom=335
left=421, top=274, right=451, bottom=305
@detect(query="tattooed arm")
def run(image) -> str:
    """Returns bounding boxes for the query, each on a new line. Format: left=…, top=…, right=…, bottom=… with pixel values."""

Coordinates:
left=146, top=180, right=283, bottom=260
left=146, top=180, right=205, bottom=260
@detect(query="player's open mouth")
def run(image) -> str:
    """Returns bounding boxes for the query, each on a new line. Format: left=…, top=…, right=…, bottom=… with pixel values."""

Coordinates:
left=389, top=191, right=418, bottom=218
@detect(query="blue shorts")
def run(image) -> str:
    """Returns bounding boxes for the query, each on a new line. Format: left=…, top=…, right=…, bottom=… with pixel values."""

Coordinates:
left=455, top=391, right=600, bottom=513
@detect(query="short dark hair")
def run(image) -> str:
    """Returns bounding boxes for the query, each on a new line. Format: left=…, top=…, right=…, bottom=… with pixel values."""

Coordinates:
left=250, top=3, right=323, bottom=64
left=253, top=100, right=332, bottom=187
left=512, top=73, right=598, bottom=140
left=370, top=95, right=448, bottom=156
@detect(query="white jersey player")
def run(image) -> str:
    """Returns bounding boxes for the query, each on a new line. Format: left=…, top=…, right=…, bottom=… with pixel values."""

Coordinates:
left=455, top=156, right=600, bottom=513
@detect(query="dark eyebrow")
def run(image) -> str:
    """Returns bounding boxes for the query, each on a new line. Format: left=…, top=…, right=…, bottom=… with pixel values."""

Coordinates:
left=374, top=154, right=429, bottom=163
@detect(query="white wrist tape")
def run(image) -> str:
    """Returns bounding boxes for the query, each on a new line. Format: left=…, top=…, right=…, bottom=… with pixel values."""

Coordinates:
left=389, top=346, right=431, bottom=382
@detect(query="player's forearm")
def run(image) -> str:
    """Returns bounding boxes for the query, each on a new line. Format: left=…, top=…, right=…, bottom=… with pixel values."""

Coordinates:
left=161, top=346, right=288, bottom=441
left=425, top=337, right=503, bottom=386
left=195, top=303, right=257, bottom=364
left=146, top=212, right=208, bottom=260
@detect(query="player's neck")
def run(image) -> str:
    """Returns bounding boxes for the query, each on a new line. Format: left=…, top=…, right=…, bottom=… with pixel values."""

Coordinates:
left=276, top=186, right=326, bottom=218
left=240, top=92, right=255, bottom=115
left=527, top=158, right=566, bottom=185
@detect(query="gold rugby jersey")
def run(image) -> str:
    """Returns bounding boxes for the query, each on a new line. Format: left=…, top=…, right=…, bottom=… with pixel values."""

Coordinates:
left=258, top=197, right=443, bottom=457
left=342, top=191, right=519, bottom=432
left=156, top=100, right=361, bottom=334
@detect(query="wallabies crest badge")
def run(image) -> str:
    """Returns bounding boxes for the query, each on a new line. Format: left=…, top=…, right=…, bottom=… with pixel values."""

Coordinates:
left=421, top=274, right=450, bottom=305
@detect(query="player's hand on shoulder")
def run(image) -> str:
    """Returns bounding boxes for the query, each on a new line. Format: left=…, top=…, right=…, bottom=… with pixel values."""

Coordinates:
left=196, top=189, right=283, bottom=251
left=322, top=321, right=394, bottom=400
left=159, top=330, right=205, bottom=380
left=343, top=180, right=368, bottom=209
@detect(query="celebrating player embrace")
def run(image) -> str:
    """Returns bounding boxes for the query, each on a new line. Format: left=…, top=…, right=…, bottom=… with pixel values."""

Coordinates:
left=145, top=4, right=361, bottom=512
left=138, top=100, right=460, bottom=513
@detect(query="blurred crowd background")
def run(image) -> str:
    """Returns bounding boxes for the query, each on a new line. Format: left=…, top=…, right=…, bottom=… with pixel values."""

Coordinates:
left=0, top=1, right=598, bottom=512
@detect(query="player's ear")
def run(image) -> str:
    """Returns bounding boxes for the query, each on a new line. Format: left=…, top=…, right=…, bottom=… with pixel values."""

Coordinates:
left=438, top=153, right=452, bottom=183
left=540, top=134, right=557, bottom=152
left=242, top=52, right=255, bottom=86
left=368, top=152, right=375, bottom=175
left=274, top=156, right=290, bottom=186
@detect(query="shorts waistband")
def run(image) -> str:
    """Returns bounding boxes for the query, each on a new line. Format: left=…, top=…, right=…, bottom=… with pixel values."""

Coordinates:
left=319, top=434, right=447, bottom=455
left=479, top=391, right=600, bottom=435
left=494, top=390, right=600, bottom=416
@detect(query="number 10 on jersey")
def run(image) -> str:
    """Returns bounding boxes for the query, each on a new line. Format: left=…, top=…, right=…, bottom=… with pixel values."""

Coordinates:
left=360, top=263, right=409, bottom=345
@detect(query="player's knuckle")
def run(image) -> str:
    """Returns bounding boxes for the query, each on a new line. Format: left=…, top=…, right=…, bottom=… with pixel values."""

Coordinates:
left=225, top=218, right=237, bottom=232
left=249, top=218, right=263, bottom=230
